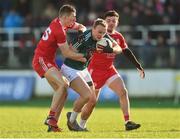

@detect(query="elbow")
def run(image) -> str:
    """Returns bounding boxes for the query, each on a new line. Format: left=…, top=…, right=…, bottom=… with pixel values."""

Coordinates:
left=79, top=24, right=86, bottom=32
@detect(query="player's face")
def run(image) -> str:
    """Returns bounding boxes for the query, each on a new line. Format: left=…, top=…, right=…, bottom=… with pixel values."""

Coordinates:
left=65, top=12, right=76, bottom=27
left=105, top=16, right=118, bottom=33
left=92, top=25, right=107, bottom=41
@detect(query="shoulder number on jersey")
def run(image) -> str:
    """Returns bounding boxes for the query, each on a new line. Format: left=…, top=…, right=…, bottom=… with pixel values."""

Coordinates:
left=42, top=27, right=51, bottom=41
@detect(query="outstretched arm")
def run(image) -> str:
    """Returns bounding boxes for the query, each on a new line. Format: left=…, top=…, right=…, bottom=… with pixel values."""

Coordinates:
left=75, top=22, right=86, bottom=32
left=58, top=42, right=86, bottom=63
left=122, top=48, right=145, bottom=79
left=72, top=22, right=86, bottom=32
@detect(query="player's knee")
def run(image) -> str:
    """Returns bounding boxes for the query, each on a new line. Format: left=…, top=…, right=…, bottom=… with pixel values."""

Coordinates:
left=89, top=100, right=97, bottom=108
left=84, top=94, right=91, bottom=103
left=82, top=90, right=91, bottom=102
left=57, top=80, right=68, bottom=89
left=56, top=81, right=68, bottom=93
left=119, top=88, right=128, bottom=98
left=90, top=95, right=97, bottom=106
left=62, top=81, right=69, bottom=88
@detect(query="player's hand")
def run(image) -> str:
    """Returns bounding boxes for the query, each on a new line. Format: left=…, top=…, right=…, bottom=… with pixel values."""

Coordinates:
left=84, top=51, right=92, bottom=60
left=96, top=45, right=105, bottom=52
left=137, top=68, right=145, bottom=79
left=69, top=43, right=78, bottom=52
left=103, top=46, right=113, bottom=53
left=78, top=57, right=87, bottom=63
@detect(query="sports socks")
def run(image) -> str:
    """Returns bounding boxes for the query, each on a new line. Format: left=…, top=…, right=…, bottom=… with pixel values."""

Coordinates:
left=79, top=119, right=87, bottom=129
left=70, top=111, right=79, bottom=123
left=124, top=115, right=129, bottom=123
left=49, top=110, right=56, bottom=117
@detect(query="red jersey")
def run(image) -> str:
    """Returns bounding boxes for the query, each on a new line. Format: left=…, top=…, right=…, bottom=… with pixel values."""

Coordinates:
left=89, top=31, right=128, bottom=69
left=32, top=18, right=82, bottom=77
left=34, top=18, right=66, bottom=61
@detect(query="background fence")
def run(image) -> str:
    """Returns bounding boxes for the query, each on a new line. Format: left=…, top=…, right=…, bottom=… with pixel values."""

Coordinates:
left=0, top=25, right=180, bottom=69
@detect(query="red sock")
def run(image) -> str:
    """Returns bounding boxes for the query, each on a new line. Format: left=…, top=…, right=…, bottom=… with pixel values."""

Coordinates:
left=124, top=115, right=129, bottom=122
left=49, top=110, right=56, bottom=117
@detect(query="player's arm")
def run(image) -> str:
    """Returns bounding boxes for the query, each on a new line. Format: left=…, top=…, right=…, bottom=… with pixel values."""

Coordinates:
left=122, top=48, right=145, bottom=79
left=111, top=42, right=122, bottom=54
left=71, top=22, right=87, bottom=32
left=68, top=22, right=86, bottom=43
left=58, top=42, right=86, bottom=63
left=55, top=23, right=86, bottom=62
left=76, top=23, right=86, bottom=42
left=102, top=42, right=122, bottom=54
left=103, top=35, right=122, bottom=54
left=77, top=24, right=86, bottom=32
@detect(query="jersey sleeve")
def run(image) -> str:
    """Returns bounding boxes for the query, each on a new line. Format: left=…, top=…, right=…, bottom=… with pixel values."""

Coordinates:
left=53, top=24, right=66, bottom=46
left=118, top=33, right=128, bottom=49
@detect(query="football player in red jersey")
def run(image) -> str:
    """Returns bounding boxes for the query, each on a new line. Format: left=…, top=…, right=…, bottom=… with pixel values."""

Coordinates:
left=79, top=10, right=145, bottom=131
left=32, top=5, right=86, bottom=132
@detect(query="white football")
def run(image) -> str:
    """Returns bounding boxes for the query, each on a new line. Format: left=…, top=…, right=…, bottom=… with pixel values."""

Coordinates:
left=96, top=38, right=112, bottom=51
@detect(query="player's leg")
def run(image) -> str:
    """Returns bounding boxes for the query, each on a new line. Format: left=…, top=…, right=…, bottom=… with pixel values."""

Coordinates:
left=107, top=74, right=130, bottom=120
left=54, top=91, right=68, bottom=121
left=79, top=68, right=106, bottom=130
left=61, top=65, right=91, bottom=131
left=80, top=86, right=97, bottom=121
left=66, top=76, right=92, bottom=131
left=107, top=74, right=140, bottom=130
left=44, top=67, right=69, bottom=132
left=78, top=69, right=98, bottom=130
left=45, top=92, right=67, bottom=132
left=47, top=88, right=68, bottom=131
left=45, top=67, right=68, bottom=114
left=79, top=88, right=101, bottom=130
left=32, top=57, right=68, bottom=132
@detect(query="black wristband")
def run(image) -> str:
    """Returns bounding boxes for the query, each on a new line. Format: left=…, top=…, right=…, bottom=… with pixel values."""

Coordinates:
left=103, top=46, right=113, bottom=53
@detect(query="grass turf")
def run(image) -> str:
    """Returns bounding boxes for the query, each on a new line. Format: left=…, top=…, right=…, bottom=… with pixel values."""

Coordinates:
left=0, top=98, right=180, bottom=138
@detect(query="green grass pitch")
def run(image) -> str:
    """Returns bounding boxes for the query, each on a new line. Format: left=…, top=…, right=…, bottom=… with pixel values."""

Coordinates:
left=0, top=98, right=180, bottom=138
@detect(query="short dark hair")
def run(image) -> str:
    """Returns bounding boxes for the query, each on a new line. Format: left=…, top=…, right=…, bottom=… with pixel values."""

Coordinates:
left=59, top=4, right=76, bottom=17
left=93, top=18, right=107, bottom=28
left=104, top=10, right=119, bottom=19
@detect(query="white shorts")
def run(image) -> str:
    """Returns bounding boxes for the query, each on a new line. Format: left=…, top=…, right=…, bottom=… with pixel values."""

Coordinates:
left=61, top=64, right=93, bottom=83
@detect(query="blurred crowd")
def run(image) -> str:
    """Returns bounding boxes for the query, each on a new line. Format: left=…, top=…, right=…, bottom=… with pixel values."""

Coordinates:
left=0, top=0, right=180, bottom=69
left=0, top=0, right=180, bottom=28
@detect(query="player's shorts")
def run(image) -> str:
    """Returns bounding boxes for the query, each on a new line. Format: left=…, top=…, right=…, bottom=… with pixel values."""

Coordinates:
left=61, top=64, right=93, bottom=83
left=32, top=56, right=58, bottom=78
left=88, top=65, right=120, bottom=89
